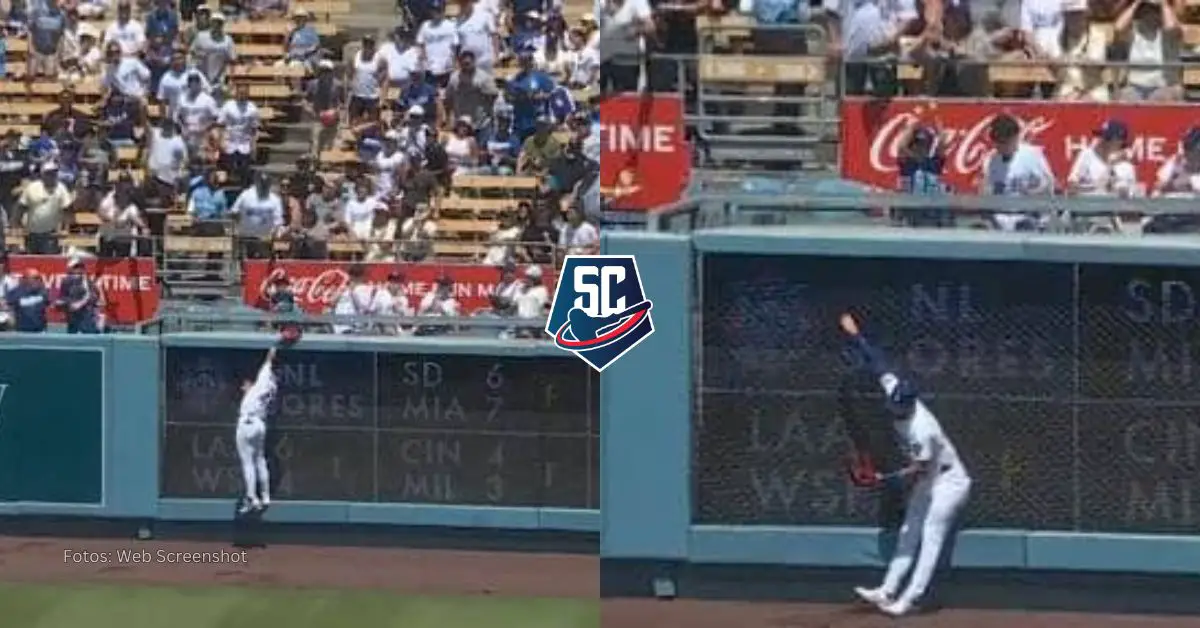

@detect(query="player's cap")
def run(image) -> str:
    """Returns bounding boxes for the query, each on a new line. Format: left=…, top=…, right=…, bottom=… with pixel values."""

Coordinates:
left=386, top=270, right=404, bottom=282
left=524, top=265, right=543, bottom=280
left=1096, top=120, right=1129, bottom=143
left=887, top=379, right=920, bottom=412
left=988, top=114, right=1020, bottom=143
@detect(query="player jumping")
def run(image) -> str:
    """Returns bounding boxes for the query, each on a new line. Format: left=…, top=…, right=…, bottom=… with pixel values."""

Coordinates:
left=839, top=313, right=972, bottom=617
left=236, top=346, right=276, bottom=515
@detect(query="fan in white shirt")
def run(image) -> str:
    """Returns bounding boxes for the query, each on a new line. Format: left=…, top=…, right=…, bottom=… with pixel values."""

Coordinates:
left=565, top=30, right=600, bottom=87
left=218, top=91, right=261, bottom=156
left=558, top=207, right=600, bottom=255
left=978, top=114, right=1056, bottom=231
left=332, top=271, right=388, bottom=334
left=1067, top=120, right=1140, bottom=197
left=456, top=0, right=498, bottom=71
left=417, top=11, right=461, bottom=79
left=343, top=180, right=387, bottom=239
left=1154, top=127, right=1200, bottom=197
left=104, top=4, right=146, bottom=57
left=380, top=28, right=423, bottom=85
left=105, top=44, right=152, bottom=98
left=418, top=276, right=462, bottom=317
left=482, top=215, right=523, bottom=266
left=374, top=133, right=408, bottom=198
left=156, top=52, right=212, bottom=114
left=514, top=265, right=549, bottom=320
left=174, top=76, right=220, bottom=146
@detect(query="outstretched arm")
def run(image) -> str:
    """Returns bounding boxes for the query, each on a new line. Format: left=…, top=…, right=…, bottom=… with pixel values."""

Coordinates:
left=839, top=314, right=898, bottom=393
left=254, top=347, right=277, bottom=387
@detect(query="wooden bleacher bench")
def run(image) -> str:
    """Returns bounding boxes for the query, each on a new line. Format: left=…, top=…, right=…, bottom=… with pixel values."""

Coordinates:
left=231, top=65, right=308, bottom=79
left=452, top=175, right=538, bottom=192
left=164, top=235, right=232, bottom=253
left=438, top=218, right=498, bottom=235
left=695, top=13, right=755, bottom=48
left=226, top=20, right=338, bottom=37
left=441, top=196, right=521, bottom=213
left=433, top=241, right=482, bottom=257
left=294, top=0, right=353, bottom=15
left=698, top=54, right=826, bottom=84
left=236, top=44, right=287, bottom=59
left=246, top=84, right=296, bottom=100
left=0, top=124, right=42, bottom=137
left=0, top=81, right=102, bottom=98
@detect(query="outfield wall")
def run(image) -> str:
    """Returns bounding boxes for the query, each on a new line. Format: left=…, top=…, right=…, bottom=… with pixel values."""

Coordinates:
left=602, top=229, right=1200, bottom=575
left=0, top=334, right=598, bottom=533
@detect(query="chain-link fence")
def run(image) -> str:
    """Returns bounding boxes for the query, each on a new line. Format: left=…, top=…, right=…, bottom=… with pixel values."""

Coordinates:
left=694, top=252, right=1200, bottom=534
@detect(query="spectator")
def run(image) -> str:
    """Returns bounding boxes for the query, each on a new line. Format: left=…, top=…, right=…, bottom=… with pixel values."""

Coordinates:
left=6, top=270, right=51, bottom=333
left=379, top=271, right=413, bottom=333
left=186, top=167, right=229, bottom=226
left=417, top=274, right=460, bottom=318
left=174, top=73, right=219, bottom=157
left=46, top=88, right=90, bottom=139
left=230, top=172, right=284, bottom=258
left=598, top=0, right=652, bottom=93
left=189, top=11, right=236, bottom=85
left=397, top=70, right=441, bottom=127
left=444, top=116, right=480, bottom=173
left=144, top=0, right=179, bottom=41
left=56, top=255, right=102, bottom=333
left=1152, top=126, right=1200, bottom=197
left=217, top=82, right=261, bottom=189
left=547, top=135, right=593, bottom=199
left=249, top=0, right=288, bottom=20
left=144, top=117, right=187, bottom=206
left=331, top=263, right=386, bottom=334
left=27, top=0, right=67, bottom=81
left=380, top=26, right=421, bottom=87
left=493, top=261, right=519, bottom=303
left=517, top=115, right=562, bottom=175
left=103, top=41, right=152, bottom=99
left=103, top=1, right=145, bottom=56
left=74, top=0, right=109, bottom=18
left=283, top=8, right=319, bottom=68
left=517, top=201, right=555, bottom=263
left=143, top=32, right=174, bottom=90
left=1068, top=120, right=1139, bottom=197
left=289, top=177, right=342, bottom=258
left=62, top=23, right=104, bottom=82
left=507, top=42, right=556, bottom=141
left=481, top=210, right=523, bottom=265
left=283, top=154, right=320, bottom=218
left=417, top=1, right=459, bottom=87
left=456, top=0, right=498, bottom=73
left=99, top=91, right=144, bottom=147
left=564, top=25, right=598, bottom=88
left=373, top=132, right=407, bottom=198
left=183, top=5, right=211, bottom=46
left=363, top=205, right=399, bottom=261
left=349, top=34, right=387, bottom=125
left=397, top=105, right=436, bottom=160
left=399, top=201, right=438, bottom=261
left=557, top=202, right=598, bottom=256
left=343, top=177, right=384, bottom=241
left=18, top=163, right=73, bottom=253
left=980, top=113, right=1055, bottom=230
left=304, top=59, right=343, bottom=157
left=0, top=132, right=26, bottom=219
left=1113, top=0, right=1181, bottom=102
left=514, top=264, right=548, bottom=335
left=157, top=49, right=211, bottom=116
left=445, top=50, right=498, bottom=126
left=481, top=104, right=520, bottom=174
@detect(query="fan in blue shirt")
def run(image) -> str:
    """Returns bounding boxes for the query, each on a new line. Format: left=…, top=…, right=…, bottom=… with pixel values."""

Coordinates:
left=506, top=42, right=556, bottom=142
left=481, top=105, right=521, bottom=174
left=6, top=271, right=50, bottom=333
left=57, top=259, right=101, bottom=334
left=397, top=72, right=438, bottom=124
left=145, top=0, right=179, bottom=41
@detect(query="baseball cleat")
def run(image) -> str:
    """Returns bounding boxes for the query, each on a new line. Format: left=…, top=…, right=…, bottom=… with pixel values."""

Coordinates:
left=878, top=598, right=914, bottom=617
left=854, top=586, right=891, bottom=606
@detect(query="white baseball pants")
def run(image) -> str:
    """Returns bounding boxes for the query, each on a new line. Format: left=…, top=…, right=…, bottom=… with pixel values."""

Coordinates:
left=879, top=472, right=971, bottom=605
left=235, top=417, right=270, bottom=504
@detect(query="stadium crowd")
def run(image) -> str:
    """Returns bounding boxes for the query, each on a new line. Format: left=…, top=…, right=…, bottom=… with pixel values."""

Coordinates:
left=0, top=0, right=601, bottom=333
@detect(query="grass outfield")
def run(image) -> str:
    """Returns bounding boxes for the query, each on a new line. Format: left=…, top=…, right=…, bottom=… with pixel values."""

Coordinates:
left=0, top=583, right=598, bottom=628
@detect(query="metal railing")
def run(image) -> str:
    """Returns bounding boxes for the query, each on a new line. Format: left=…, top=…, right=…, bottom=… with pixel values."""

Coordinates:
left=138, top=309, right=552, bottom=337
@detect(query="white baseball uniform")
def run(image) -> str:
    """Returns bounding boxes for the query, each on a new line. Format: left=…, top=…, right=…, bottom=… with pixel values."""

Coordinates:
left=236, top=358, right=275, bottom=509
left=874, top=372, right=971, bottom=608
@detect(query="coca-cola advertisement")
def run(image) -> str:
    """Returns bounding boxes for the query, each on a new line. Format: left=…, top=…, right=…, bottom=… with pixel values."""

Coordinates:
left=241, top=260, right=557, bottom=314
left=7, top=255, right=159, bottom=325
left=840, top=98, right=1200, bottom=192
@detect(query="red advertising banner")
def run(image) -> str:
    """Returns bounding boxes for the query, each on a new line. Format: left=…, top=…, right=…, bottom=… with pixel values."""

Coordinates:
left=840, top=98, right=1199, bottom=192
left=600, top=93, right=692, bottom=211
left=7, top=256, right=159, bottom=324
left=242, top=260, right=557, bottom=314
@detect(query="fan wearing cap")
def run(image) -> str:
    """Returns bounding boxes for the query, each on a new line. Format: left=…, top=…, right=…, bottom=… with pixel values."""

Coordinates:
left=56, top=253, right=102, bottom=334
left=1055, top=0, right=1109, bottom=102
left=514, top=264, right=549, bottom=322
left=397, top=69, right=440, bottom=127
left=978, top=113, right=1055, bottom=227
left=5, top=270, right=51, bottom=333
left=444, top=116, right=480, bottom=172
left=157, top=48, right=212, bottom=116
left=1067, top=120, right=1139, bottom=197
left=145, top=0, right=181, bottom=41
left=331, top=263, right=384, bottom=335
left=230, top=172, right=285, bottom=258
left=398, top=105, right=437, bottom=161
left=284, top=8, right=320, bottom=67
left=102, top=40, right=152, bottom=99
left=399, top=202, right=439, bottom=262
left=64, top=24, right=104, bottom=80
left=18, top=163, right=74, bottom=254
left=373, top=131, right=408, bottom=198
left=517, top=115, right=562, bottom=175
left=343, top=177, right=387, bottom=241
left=417, top=275, right=462, bottom=319
left=481, top=103, right=521, bottom=174
left=349, top=34, right=388, bottom=125
left=304, top=59, right=344, bottom=155
left=564, top=26, right=599, bottom=88
left=188, top=12, right=236, bottom=86
left=507, top=41, right=558, bottom=142
left=417, top=0, right=459, bottom=88
left=1153, top=127, right=1200, bottom=197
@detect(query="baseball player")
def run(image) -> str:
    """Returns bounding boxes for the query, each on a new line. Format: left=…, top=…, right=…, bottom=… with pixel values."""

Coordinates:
left=236, top=346, right=276, bottom=515
left=839, top=313, right=972, bottom=617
